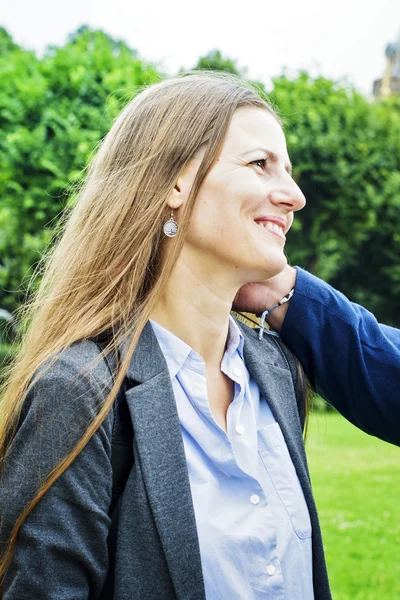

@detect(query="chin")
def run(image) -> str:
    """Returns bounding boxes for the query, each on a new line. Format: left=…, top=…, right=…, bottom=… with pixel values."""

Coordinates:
left=254, top=253, right=287, bottom=281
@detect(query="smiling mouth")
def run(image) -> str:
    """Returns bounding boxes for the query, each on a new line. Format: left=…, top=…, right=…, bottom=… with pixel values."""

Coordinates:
left=254, top=220, right=286, bottom=241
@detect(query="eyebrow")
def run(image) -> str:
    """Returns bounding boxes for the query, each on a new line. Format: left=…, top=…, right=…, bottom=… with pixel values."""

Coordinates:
left=242, top=148, right=293, bottom=175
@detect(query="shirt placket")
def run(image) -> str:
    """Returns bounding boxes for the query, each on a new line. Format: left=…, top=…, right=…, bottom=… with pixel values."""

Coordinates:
left=224, top=358, right=259, bottom=480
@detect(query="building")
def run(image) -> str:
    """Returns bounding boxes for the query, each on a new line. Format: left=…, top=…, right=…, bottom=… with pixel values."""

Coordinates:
left=373, top=31, right=400, bottom=98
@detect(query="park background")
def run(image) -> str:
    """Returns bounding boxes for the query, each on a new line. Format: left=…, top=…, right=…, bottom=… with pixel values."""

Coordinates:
left=1, top=2, right=400, bottom=598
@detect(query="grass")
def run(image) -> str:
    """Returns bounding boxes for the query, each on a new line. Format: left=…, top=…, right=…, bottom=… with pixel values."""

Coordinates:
left=306, top=411, right=400, bottom=600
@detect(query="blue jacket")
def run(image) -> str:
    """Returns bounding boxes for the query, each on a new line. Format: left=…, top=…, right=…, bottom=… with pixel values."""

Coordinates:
left=281, top=268, right=400, bottom=447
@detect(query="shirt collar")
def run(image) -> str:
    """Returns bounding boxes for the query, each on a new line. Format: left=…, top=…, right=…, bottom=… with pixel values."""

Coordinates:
left=149, top=314, right=245, bottom=380
left=226, top=314, right=245, bottom=360
left=149, top=318, right=193, bottom=380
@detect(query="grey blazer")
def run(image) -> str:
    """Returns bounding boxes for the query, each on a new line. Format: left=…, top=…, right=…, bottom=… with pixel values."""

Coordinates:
left=1, top=319, right=332, bottom=599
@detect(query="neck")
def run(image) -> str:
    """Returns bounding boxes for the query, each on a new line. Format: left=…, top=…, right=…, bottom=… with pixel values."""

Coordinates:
left=149, top=253, right=240, bottom=366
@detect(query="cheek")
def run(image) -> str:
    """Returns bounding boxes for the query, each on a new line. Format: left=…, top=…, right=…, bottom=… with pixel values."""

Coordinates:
left=187, top=171, right=265, bottom=244
left=229, top=172, right=267, bottom=212
left=206, top=171, right=265, bottom=215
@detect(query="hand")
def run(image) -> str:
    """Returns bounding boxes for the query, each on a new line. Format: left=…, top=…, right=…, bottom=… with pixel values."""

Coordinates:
left=233, top=265, right=297, bottom=333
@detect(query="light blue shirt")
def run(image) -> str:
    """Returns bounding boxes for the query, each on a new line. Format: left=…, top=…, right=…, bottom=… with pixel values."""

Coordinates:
left=150, top=316, right=314, bottom=600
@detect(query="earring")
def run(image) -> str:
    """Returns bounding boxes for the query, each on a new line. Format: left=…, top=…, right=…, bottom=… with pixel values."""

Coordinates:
left=163, top=210, right=179, bottom=237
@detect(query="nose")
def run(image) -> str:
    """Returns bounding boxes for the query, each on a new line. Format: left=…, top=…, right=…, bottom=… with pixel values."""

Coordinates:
left=269, top=178, right=306, bottom=213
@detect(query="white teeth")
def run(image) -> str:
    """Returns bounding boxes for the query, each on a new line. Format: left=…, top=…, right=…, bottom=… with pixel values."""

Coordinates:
left=256, top=221, right=284, bottom=234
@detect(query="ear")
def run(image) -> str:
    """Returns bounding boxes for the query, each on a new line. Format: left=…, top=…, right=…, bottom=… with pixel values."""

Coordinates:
left=166, top=159, right=199, bottom=210
left=166, top=178, right=185, bottom=211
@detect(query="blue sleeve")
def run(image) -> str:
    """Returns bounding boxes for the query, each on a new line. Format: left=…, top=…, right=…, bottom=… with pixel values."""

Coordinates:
left=0, top=342, right=114, bottom=599
left=280, top=267, right=400, bottom=447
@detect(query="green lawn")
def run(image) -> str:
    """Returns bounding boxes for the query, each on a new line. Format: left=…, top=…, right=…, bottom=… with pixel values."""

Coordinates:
left=306, top=411, right=400, bottom=600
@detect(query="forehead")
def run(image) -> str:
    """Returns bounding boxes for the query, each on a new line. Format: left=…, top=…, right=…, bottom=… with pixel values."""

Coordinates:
left=220, top=106, right=287, bottom=156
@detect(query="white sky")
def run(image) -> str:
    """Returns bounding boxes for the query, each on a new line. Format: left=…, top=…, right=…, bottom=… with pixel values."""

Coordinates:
left=1, top=0, right=399, bottom=96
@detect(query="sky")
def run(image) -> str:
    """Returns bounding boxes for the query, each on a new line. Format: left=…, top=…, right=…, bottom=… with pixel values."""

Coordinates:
left=1, top=0, right=399, bottom=97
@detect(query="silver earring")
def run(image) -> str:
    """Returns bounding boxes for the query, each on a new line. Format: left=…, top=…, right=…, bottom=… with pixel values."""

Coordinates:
left=163, top=210, right=179, bottom=237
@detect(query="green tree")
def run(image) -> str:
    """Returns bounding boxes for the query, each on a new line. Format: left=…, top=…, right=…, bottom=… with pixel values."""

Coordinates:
left=333, top=96, right=400, bottom=322
left=193, top=49, right=244, bottom=76
left=0, top=27, right=48, bottom=312
left=0, top=27, right=160, bottom=312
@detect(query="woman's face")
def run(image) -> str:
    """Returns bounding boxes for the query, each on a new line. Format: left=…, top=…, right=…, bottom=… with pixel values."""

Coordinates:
left=176, top=106, right=306, bottom=285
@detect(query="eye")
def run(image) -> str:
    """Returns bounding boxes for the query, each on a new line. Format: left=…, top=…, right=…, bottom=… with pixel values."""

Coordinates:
left=250, top=158, right=267, bottom=170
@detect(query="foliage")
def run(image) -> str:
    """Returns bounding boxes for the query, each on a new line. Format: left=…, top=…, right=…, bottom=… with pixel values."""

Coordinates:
left=0, top=26, right=160, bottom=312
left=193, top=49, right=244, bottom=76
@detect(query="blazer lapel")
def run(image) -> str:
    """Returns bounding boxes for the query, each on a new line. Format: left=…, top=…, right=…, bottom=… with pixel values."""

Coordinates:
left=239, top=324, right=311, bottom=486
left=120, top=322, right=206, bottom=599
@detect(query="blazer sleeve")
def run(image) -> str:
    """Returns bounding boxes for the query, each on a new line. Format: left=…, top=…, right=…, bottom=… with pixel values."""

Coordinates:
left=0, top=341, right=114, bottom=599
left=280, top=267, right=400, bottom=447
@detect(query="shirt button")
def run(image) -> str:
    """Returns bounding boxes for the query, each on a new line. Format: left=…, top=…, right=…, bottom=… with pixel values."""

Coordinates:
left=250, top=494, right=260, bottom=505
left=266, top=564, right=276, bottom=576
left=235, top=424, right=244, bottom=435
left=233, top=367, right=242, bottom=377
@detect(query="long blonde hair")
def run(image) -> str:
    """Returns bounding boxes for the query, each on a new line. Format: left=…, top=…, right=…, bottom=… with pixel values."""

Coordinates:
left=0, top=72, right=277, bottom=582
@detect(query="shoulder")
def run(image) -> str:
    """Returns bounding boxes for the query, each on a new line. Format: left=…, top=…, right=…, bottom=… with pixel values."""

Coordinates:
left=34, top=338, right=111, bottom=386
left=234, top=315, right=297, bottom=370
left=19, top=338, right=114, bottom=438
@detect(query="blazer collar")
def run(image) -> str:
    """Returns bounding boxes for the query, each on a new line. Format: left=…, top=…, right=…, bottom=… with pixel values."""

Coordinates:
left=120, top=318, right=283, bottom=384
left=120, top=320, right=168, bottom=383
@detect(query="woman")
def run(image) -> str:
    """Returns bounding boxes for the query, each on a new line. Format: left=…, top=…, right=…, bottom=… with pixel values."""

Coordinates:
left=0, top=73, right=328, bottom=599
